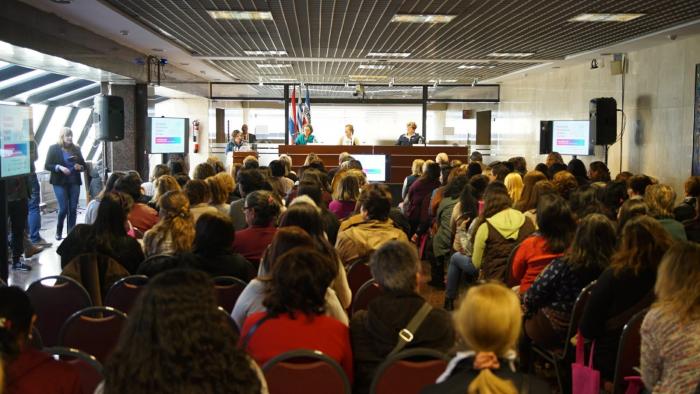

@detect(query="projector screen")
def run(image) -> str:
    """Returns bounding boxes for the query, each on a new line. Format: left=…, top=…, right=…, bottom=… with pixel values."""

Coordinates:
left=551, top=120, right=593, bottom=156
left=149, top=117, right=188, bottom=154
left=353, top=154, right=389, bottom=183
left=0, top=104, right=32, bottom=179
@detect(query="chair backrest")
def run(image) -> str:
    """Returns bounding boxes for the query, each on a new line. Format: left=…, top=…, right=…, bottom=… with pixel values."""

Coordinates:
left=219, top=306, right=240, bottom=337
left=262, top=349, right=351, bottom=394
left=611, top=309, right=648, bottom=394
left=213, top=276, right=247, bottom=313
left=104, top=275, right=149, bottom=314
left=503, top=240, right=523, bottom=287
left=346, top=258, right=372, bottom=299
left=26, top=275, right=92, bottom=347
left=61, top=253, right=129, bottom=306
left=351, top=279, right=383, bottom=316
left=563, top=280, right=597, bottom=360
left=44, top=346, right=103, bottom=394
left=370, top=348, right=449, bottom=394
left=58, top=306, right=128, bottom=363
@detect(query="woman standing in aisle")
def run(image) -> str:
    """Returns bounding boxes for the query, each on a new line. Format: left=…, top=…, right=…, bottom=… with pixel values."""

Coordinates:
left=44, top=127, right=86, bottom=240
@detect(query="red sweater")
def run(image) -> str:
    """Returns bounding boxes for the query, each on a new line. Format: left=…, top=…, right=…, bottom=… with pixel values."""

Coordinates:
left=6, top=348, right=82, bottom=394
left=511, top=235, right=562, bottom=293
left=128, top=203, right=158, bottom=234
left=240, top=311, right=353, bottom=382
left=232, top=225, right=277, bottom=265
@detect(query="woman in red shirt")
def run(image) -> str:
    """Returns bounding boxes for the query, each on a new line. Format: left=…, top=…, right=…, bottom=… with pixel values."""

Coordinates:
left=511, top=193, right=576, bottom=293
left=1, top=286, right=81, bottom=394
left=233, top=190, right=281, bottom=266
left=240, top=247, right=353, bottom=381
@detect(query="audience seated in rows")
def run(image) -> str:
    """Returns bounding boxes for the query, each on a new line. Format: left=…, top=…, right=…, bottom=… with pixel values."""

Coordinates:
left=0, top=286, right=82, bottom=394
left=206, top=174, right=231, bottom=216
left=329, top=172, right=361, bottom=220
left=147, top=174, right=180, bottom=211
left=101, top=269, right=264, bottom=394
left=239, top=248, right=353, bottom=381
left=184, top=179, right=219, bottom=223
left=191, top=212, right=254, bottom=280
left=232, top=190, right=280, bottom=266
left=229, top=169, right=271, bottom=231
left=351, top=241, right=454, bottom=394
left=141, top=164, right=170, bottom=199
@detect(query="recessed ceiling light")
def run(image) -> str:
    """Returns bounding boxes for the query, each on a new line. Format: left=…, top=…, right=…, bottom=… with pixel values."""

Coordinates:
left=569, top=13, right=645, bottom=22
left=256, top=64, right=293, bottom=68
left=458, top=65, right=484, bottom=69
left=367, top=52, right=411, bottom=58
left=391, top=14, right=457, bottom=24
left=358, top=64, right=391, bottom=70
left=488, top=52, right=534, bottom=58
left=244, top=50, right=288, bottom=56
left=207, top=10, right=273, bottom=20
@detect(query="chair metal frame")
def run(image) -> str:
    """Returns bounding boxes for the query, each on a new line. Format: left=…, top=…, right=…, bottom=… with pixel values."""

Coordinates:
left=530, top=280, right=597, bottom=394
left=262, top=349, right=352, bottom=394
left=104, top=274, right=148, bottom=312
left=370, top=348, right=449, bottom=394
left=213, top=275, right=248, bottom=313
left=57, top=306, right=128, bottom=362
left=611, top=309, right=648, bottom=394
left=351, top=278, right=383, bottom=316
left=43, top=346, right=104, bottom=374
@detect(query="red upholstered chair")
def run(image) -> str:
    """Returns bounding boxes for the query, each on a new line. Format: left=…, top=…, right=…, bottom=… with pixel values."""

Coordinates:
left=44, top=346, right=103, bottom=394
left=104, top=275, right=149, bottom=314
left=26, top=275, right=92, bottom=347
left=531, top=280, right=597, bottom=394
left=611, top=309, right=648, bottom=394
left=58, top=306, right=127, bottom=363
left=370, top=348, right=449, bottom=394
left=213, top=276, right=247, bottom=314
left=262, top=349, right=351, bottom=394
left=346, top=258, right=372, bottom=299
left=351, top=279, right=383, bottom=316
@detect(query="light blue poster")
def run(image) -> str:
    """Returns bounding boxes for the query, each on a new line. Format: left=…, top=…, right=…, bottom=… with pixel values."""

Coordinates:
left=0, top=104, right=32, bottom=178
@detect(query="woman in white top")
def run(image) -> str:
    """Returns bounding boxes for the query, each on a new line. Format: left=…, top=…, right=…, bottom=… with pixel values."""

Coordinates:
left=338, top=124, right=360, bottom=145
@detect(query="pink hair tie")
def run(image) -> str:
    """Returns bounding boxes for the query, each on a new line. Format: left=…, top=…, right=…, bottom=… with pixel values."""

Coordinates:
left=473, top=352, right=500, bottom=370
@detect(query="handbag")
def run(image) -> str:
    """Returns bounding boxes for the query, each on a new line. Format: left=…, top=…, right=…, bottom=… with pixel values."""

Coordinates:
left=572, top=331, right=600, bottom=394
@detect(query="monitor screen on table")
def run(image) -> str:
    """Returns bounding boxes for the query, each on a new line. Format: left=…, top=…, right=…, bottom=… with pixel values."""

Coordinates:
left=352, top=154, right=389, bottom=182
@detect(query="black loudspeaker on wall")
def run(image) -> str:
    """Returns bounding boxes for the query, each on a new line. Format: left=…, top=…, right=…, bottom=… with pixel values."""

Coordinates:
left=590, top=97, right=617, bottom=145
left=539, top=121, right=553, bottom=154
left=94, top=95, right=125, bottom=141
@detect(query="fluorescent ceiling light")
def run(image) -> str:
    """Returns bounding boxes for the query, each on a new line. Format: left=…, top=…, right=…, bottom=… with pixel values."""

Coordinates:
left=367, top=52, right=411, bottom=58
left=569, top=13, right=645, bottom=22
left=348, top=74, right=385, bottom=80
left=391, top=14, right=456, bottom=24
left=429, top=79, right=457, bottom=83
left=358, top=64, right=391, bottom=70
left=488, top=52, right=534, bottom=57
left=256, top=63, right=293, bottom=68
left=458, top=65, right=484, bottom=69
left=244, top=50, right=287, bottom=56
left=269, top=77, right=297, bottom=81
left=207, top=10, right=273, bottom=20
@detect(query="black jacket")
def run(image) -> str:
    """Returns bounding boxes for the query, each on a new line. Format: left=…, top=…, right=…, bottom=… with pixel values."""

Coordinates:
left=192, top=251, right=255, bottom=281
left=350, top=291, right=455, bottom=394
left=44, top=144, right=86, bottom=186
left=56, top=224, right=145, bottom=273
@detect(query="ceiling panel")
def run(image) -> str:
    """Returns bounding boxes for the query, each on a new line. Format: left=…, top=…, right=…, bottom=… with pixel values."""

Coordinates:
left=103, top=0, right=700, bottom=83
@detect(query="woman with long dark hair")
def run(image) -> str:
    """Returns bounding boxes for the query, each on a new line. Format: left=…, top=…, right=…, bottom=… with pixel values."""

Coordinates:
left=580, top=216, right=674, bottom=381
left=191, top=212, right=254, bottom=280
left=57, top=191, right=144, bottom=273
left=523, top=214, right=617, bottom=348
left=44, top=127, right=86, bottom=239
left=510, top=194, right=576, bottom=293
left=404, top=162, right=442, bottom=236
left=103, top=269, right=263, bottom=394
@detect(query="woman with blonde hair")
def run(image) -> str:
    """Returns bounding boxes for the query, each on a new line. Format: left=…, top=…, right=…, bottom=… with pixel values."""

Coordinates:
left=143, top=191, right=195, bottom=257
left=149, top=175, right=180, bottom=210
left=641, top=241, right=700, bottom=393
left=207, top=175, right=231, bottom=215
left=503, top=172, right=524, bottom=203
left=645, top=184, right=687, bottom=240
left=423, top=282, right=550, bottom=393
left=514, top=170, right=547, bottom=212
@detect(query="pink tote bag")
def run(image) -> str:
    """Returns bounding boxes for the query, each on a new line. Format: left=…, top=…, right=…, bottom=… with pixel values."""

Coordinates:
left=572, top=331, right=600, bottom=394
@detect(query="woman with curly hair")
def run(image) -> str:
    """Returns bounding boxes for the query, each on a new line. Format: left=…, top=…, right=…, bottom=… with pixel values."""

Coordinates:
left=102, top=269, right=264, bottom=394
left=143, top=191, right=195, bottom=257
left=239, top=248, right=353, bottom=381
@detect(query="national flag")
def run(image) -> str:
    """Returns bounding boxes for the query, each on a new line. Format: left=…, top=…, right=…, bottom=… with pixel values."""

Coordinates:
left=303, top=85, right=311, bottom=125
left=290, top=86, right=297, bottom=134
left=288, top=116, right=296, bottom=144
left=297, top=102, right=305, bottom=130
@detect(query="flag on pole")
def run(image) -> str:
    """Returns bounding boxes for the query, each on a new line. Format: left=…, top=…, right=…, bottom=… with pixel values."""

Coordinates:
left=290, top=85, right=298, bottom=136
left=303, top=85, right=311, bottom=125
left=297, top=102, right=304, bottom=130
